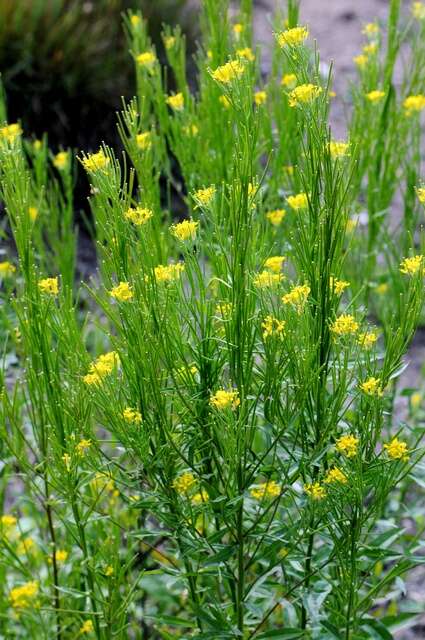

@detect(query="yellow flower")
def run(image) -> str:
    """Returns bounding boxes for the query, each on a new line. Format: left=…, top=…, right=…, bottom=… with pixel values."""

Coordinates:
left=353, top=54, right=368, bottom=68
left=136, top=132, right=152, bottom=150
left=166, top=92, right=184, bottom=111
left=329, top=277, right=350, bottom=295
left=276, top=26, right=309, bottom=47
left=123, top=407, right=143, bottom=425
left=1, top=514, right=17, bottom=528
left=404, top=94, right=425, bottom=115
left=287, top=192, right=308, bottom=210
left=281, top=73, right=297, bottom=89
left=399, top=254, right=424, bottom=275
left=170, top=219, right=199, bottom=242
left=210, top=389, right=240, bottom=410
left=262, top=315, right=286, bottom=339
left=416, top=187, right=425, bottom=204
left=233, top=23, right=243, bottom=38
left=82, top=150, right=110, bottom=172
left=411, top=392, right=422, bottom=409
left=363, top=42, right=378, bottom=55
left=219, top=94, right=231, bottom=109
left=193, top=185, right=216, bottom=208
left=62, top=453, right=71, bottom=471
left=29, top=206, right=38, bottom=221
left=136, top=51, right=156, bottom=69
left=335, top=434, right=359, bottom=458
left=10, top=581, right=39, bottom=608
left=173, top=471, right=196, bottom=493
left=324, top=467, right=347, bottom=484
left=250, top=480, right=281, bottom=499
left=304, top=482, right=326, bottom=500
left=191, top=489, right=209, bottom=504
left=330, top=314, right=359, bottom=336
left=124, top=206, right=153, bottom=226
left=282, top=284, right=310, bottom=312
left=105, top=565, right=114, bottom=576
left=154, top=263, right=185, bottom=283
left=0, top=261, right=16, bottom=277
left=366, top=90, right=385, bottom=103
left=357, top=331, right=378, bottom=349
left=211, top=59, right=245, bottom=84
left=76, top=439, right=92, bottom=456
left=264, top=256, right=285, bottom=273
left=236, top=47, right=255, bottom=62
left=412, top=2, right=425, bottom=19
left=110, top=281, right=133, bottom=302
left=253, top=271, right=283, bottom=288
left=80, top=620, right=94, bottom=634
left=164, top=35, right=176, bottom=50
left=288, top=83, right=322, bottom=107
left=375, top=282, right=388, bottom=295
left=84, top=351, right=119, bottom=385
left=17, top=537, right=36, bottom=555
left=283, top=165, right=294, bottom=176
left=33, top=139, right=42, bottom=151
left=130, top=14, right=141, bottom=26
left=38, top=277, right=59, bottom=296
left=53, top=151, right=69, bottom=170
left=0, top=122, right=22, bottom=144
left=329, top=141, right=349, bottom=159
left=55, top=549, right=68, bottom=563
left=360, top=376, right=383, bottom=397
left=383, top=437, right=409, bottom=461
left=254, top=90, right=267, bottom=105
left=183, top=123, right=199, bottom=136
left=266, top=209, right=286, bottom=226
left=362, top=22, right=380, bottom=36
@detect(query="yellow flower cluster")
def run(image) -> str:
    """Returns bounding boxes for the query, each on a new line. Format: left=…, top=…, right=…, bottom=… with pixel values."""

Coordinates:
left=329, top=141, right=349, bottom=159
left=353, top=54, right=368, bottom=69
left=412, top=2, right=425, bottom=19
left=254, top=90, right=267, bottom=106
left=335, top=434, right=359, bottom=458
left=281, top=73, right=297, bottom=89
left=264, top=256, right=285, bottom=273
left=136, top=51, right=157, bottom=68
left=266, top=209, right=286, bottom=226
left=282, top=284, right=310, bottom=312
left=362, top=22, right=380, bottom=36
left=0, top=122, right=22, bottom=144
left=276, top=26, right=309, bottom=47
left=84, top=351, right=119, bottom=385
left=324, top=467, right=347, bottom=484
left=262, top=315, right=286, bottom=339
left=399, top=254, right=424, bottom=275
left=164, top=35, right=176, bottom=50
left=416, top=187, right=425, bottom=204
left=170, top=219, right=199, bottom=242
left=173, top=471, right=196, bottom=493
left=82, top=150, right=110, bottom=172
left=254, top=271, right=283, bottom=288
left=304, top=482, right=326, bottom=500
left=330, top=314, right=359, bottom=337
left=110, top=281, right=133, bottom=302
left=357, top=331, right=378, bottom=349
left=211, top=59, right=245, bottom=84
left=154, top=262, right=185, bottom=283
left=53, top=151, right=69, bottom=170
left=192, top=489, right=209, bottom=504
left=0, top=261, right=16, bottom=277
left=383, top=437, right=409, bottom=461
left=404, top=94, right=425, bottom=116
left=124, top=206, right=153, bottom=226
left=1, top=514, right=17, bottom=528
left=287, top=193, right=308, bottom=210
left=288, top=84, right=322, bottom=108
left=329, top=277, right=350, bottom=295
left=29, top=206, right=38, bottom=221
left=136, top=132, right=152, bottom=150
left=166, top=92, right=184, bottom=111
left=17, top=537, right=36, bottom=555
left=76, top=439, right=92, bottom=456
left=250, top=480, right=281, bottom=499
left=193, top=185, right=216, bottom=208
left=9, top=581, right=39, bottom=608
left=38, top=277, right=59, bottom=296
left=210, top=389, right=240, bottom=410
left=360, top=376, right=383, bottom=397
left=123, top=407, right=143, bottom=425
left=236, top=47, right=255, bottom=62
left=80, top=620, right=94, bottom=634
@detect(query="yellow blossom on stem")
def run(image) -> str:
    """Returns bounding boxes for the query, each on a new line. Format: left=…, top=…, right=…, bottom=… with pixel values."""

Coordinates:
left=55, top=549, right=68, bottom=563
left=28, top=206, right=38, bottom=221
left=236, top=47, right=255, bottom=62
left=360, top=376, right=383, bottom=397
left=173, top=472, right=196, bottom=493
left=250, top=480, right=281, bottom=499
left=191, top=489, right=209, bottom=504
left=38, top=277, right=59, bottom=296
left=383, top=437, right=409, bottom=461
left=399, top=255, right=424, bottom=275
left=262, top=315, right=286, bottom=339
left=264, top=256, right=285, bottom=273
left=136, top=132, right=152, bottom=150
left=329, top=141, right=350, bottom=159
left=210, top=389, right=240, bottom=410
left=211, top=59, right=245, bottom=84
left=357, top=331, right=378, bottom=349
left=9, top=581, right=39, bottom=609
left=287, top=192, right=308, bottom=210
left=266, top=209, right=286, bottom=226
left=276, top=26, right=309, bottom=47
left=123, top=407, right=143, bottom=425
left=411, top=392, right=422, bottom=409
left=329, top=277, right=350, bottom=295
left=335, top=434, right=359, bottom=458
left=412, top=2, right=425, bottom=19
left=17, top=537, right=36, bottom=555
left=80, top=620, right=94, bottom=634
left=254, top=90, right=267, bottom=105
left=193, top=185, right=216, bottom=208
left=366, top=90, right=385, bottom=103
left=233, top=23, right=243, bottom=38
left=324, top=467, right=347, bottom=484
left=416, top=187, right=425, bottom=204
left=281, top=73, right=297, bottom=89
left=82, top=150, right=109, bottom=172
left=166, top=92, right=184, bottom=111
left=0, top=261, right=16, bottom=277
left=164, top=35, right=176, bottom=50
left=84, top=351, right=119, bottom=385
left=170, top=219, right=199, bottom=242
left=76, top=439, right=92, bottom=456
left=154, top=263, right=185, bottom=283
left=219, top=94, right=231, bottom=109
left=105, top=565, right=114, bottom=576
left=282, top=284, right=310, bottom=312
left=53, top=151, right=69, bottom=170
left=362, top=22, right=380, bottom=36
left=1, top=514, right=17, bottom=528
left=288, top=83, right=322, bottom=107
left=136, top=51, right=157, bottom=69
left=304, top=482, right=326, bottom=500
left=253, top=271, right=283, bottom=288
left=62, top=453, right=71, bottom=471
left=0, top=122, right=22, bottom=144
left=124, top=206, right=153, bottom=226
left=330, top=314, right=359, bottom=337
left=403, top=95, right=425, bottom=115
left=354, top=54, right=368, bottom=68
left=110, top=281, right=133, bottom=302
left=375, top=282, right=388, bottom=295
left=363, top=42, right=378, bottom=55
